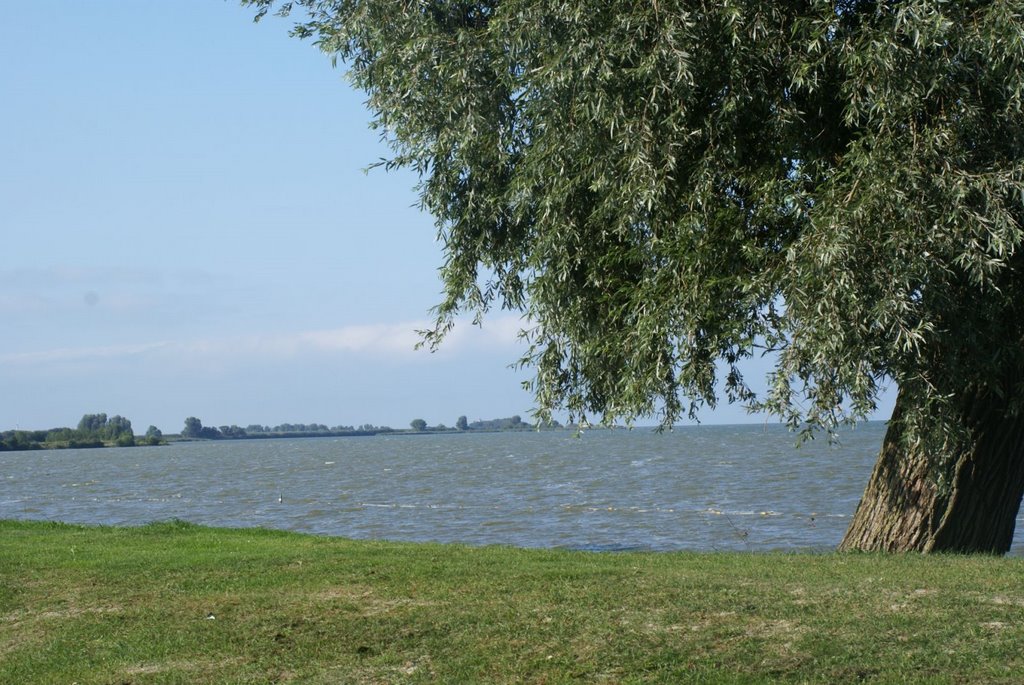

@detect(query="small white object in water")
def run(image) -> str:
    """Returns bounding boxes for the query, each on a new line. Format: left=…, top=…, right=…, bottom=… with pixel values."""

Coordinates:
left=278, top=492, right=283, bottom=503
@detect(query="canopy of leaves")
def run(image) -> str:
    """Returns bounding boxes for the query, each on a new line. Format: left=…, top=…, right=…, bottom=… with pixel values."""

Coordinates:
left=246, top=1, right=1024, bottom=432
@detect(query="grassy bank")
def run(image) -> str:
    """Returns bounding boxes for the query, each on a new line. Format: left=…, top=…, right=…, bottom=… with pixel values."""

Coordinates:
left=1, top=520, right=1021, bottom=683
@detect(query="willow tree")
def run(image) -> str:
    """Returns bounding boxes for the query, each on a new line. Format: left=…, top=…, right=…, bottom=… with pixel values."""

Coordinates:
left=245, top=0, right=1024, bottom=553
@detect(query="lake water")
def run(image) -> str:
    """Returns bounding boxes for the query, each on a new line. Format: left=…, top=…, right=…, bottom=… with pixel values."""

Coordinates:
left=2, top=423, right=1022, bottom=554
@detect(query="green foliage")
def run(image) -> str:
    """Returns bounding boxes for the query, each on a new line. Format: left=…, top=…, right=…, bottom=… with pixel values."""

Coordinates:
left=271, top=422, right=331, bottom=433
left=219, top=425, right=246, bottom=438
left=1, top=414, right=140, bottom=451
left=0, top=431, right=43, bottom=451
left=76, top=413, right=108, bottom=433
left=104, top=415, right=132, bottom=440
left=178, top=418, right=381, bottom=440
left=181, top=416, right=203, bottom=438
left=45, top=428, right=75, bottom=443
left=466, top=415, right=532, bottom=431
left=181, top=417, right=224, bottom=439
left=75, top=413, right=132, bottom=441
left=245, top=0, right=1024, bottom=436
left=456, top=415, right=469, bottom=430
left=410, top=418, right=428, bottom=431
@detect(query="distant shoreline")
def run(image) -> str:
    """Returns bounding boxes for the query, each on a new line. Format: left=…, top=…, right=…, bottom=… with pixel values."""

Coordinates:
left=0, top=425, right=561, bottom=453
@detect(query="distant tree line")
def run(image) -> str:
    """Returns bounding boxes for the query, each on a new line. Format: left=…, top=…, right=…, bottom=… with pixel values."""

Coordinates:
left=0, top=410, right=564, bottom=451
left=179, top=417, right=393, bottom=440
left=0, top=413, right=164, bottom=451
left=466, top=415, right=529, bottom=431
left=407, top=415, right=563, bottom=432
left=177, top=414, right=562, bottom=440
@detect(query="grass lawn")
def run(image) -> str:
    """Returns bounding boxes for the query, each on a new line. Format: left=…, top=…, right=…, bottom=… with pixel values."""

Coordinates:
left=1, top=519, right=1021, bottom=683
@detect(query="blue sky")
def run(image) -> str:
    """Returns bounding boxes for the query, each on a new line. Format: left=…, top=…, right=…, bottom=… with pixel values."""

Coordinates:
left=1, top=2, right=893, bottom=434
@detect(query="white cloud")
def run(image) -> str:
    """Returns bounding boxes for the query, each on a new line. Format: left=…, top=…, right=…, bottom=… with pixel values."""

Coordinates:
left=0, top=341, right=174, bottom=365
left=295, top=323, right=424, bottom=355
left=443, top=315, right=526, bottom=350
left=0, top=315, right=527, bottom=368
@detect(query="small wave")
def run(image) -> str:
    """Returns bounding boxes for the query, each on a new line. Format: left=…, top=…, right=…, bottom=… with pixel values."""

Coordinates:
left=573, top=543, right=650, bottom=552
left=357, top=502, right=466, bottom=510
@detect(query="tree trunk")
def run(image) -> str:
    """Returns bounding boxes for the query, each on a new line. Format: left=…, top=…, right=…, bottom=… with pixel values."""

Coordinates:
left=840, top=386, right=1024, bottom=554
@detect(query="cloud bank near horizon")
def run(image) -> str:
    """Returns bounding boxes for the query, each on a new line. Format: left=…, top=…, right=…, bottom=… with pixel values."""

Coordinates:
left=0, top=315, right=527, bottom=369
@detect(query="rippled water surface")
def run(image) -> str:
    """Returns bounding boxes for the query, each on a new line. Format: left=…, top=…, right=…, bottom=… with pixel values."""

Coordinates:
left=2, top=423, right=1021, bottom=554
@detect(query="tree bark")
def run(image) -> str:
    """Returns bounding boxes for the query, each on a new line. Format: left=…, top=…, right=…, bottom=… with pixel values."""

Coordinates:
left=840, top=386, right=1024, bottom=554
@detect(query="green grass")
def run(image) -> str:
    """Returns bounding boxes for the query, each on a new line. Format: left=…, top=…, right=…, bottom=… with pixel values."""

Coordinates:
left=1, top=520, right=1022, bottom=683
